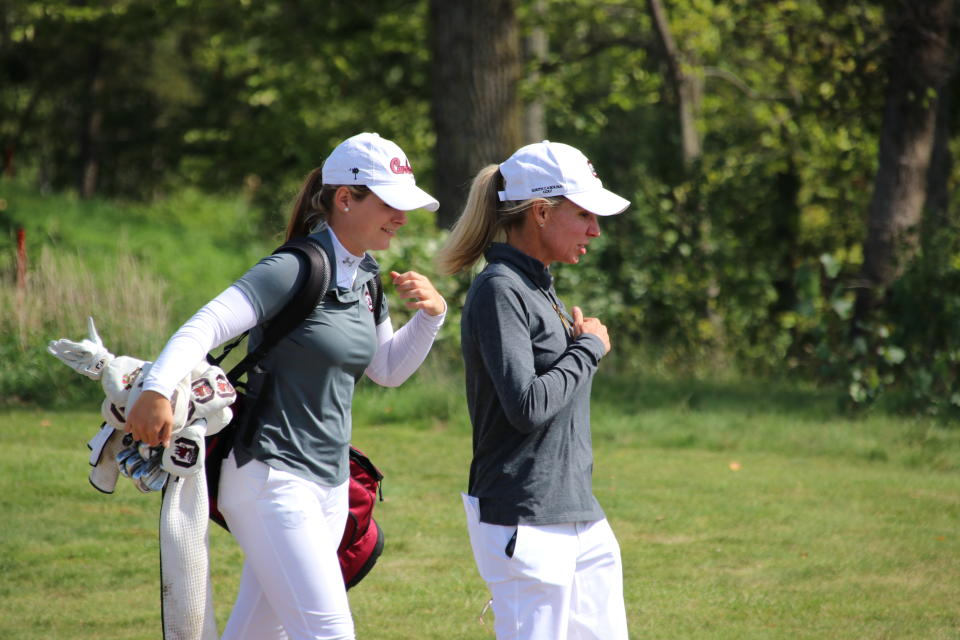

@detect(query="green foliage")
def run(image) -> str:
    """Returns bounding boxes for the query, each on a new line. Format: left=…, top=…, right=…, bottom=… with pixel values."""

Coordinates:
left=866, top=226, right=960, bottom=416
left=0, top=177, right=269, bottom=321
left=0, top=246, right=172, bottom=405
left=535, top=0, right=888, bottom=366
left=2, top=0, right=958, bottom=414
left=1, top=0, right=434, bottom=220
left=0, top=178, right=269, bottom=406
left=372, top=208, right=466, bottom=362
left=521, top=0, right=960, bottom=416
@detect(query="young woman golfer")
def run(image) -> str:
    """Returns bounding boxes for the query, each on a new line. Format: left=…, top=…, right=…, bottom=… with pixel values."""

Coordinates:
left=126, top=132, right=446, bottom=640
left=438, top=140, right=630, bottom=640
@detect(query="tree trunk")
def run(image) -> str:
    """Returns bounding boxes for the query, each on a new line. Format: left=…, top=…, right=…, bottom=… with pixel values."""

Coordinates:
left=2, top=144, right=13, bottom=177
left=771, top=156, right=801, bottom=313
left=646, top=0, right=701, bottom=168
left=925, top=60, right=957, bottom=232
left=522, top=0, right=547, bottom=144
left=645, top=0, right=721, bottom=340
left=855, top=0, right=956, bottom=319
left=429, top=0, right=522, bottom=229
left=79, top=43, right=104, bottom=199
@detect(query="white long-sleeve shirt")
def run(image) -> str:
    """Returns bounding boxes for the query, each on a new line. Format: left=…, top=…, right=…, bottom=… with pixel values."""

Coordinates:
left=143, top=232, right=444, bottom=397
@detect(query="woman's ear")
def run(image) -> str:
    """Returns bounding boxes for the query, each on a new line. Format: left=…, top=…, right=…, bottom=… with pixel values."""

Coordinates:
left=334, top=186, right=352, bottom=213
left=530, top=202, right=549, bottom=228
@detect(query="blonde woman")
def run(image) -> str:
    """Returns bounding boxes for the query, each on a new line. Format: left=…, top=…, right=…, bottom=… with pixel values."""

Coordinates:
left=438, top=141, right=630, bottom=640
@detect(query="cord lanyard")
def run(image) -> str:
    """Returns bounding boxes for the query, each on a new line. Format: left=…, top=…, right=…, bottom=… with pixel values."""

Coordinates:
left=542, top=288, right=574, bottom=338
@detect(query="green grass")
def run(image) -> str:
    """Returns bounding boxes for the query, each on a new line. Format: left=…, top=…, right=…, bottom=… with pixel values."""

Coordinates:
left=0, top=180, right=277, bottom=406
left=0, top=180, right=271, bottom=322
left=1, top=370, right=958, bottom=639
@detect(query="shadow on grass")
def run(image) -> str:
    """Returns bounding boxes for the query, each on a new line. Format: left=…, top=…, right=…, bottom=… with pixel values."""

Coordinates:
left=591, top=371, right=842, bottom=421
left=353, top=359, right=850, bottom=432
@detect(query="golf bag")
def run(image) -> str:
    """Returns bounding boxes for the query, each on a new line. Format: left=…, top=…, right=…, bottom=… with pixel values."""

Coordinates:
left=206, top=236, right=386, bottom=590
left=339, top=446, right=384, bottom=589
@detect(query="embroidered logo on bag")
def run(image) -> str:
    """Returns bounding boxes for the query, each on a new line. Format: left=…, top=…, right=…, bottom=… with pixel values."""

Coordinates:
left=121, top=366, right=142, bottom=390
left=192, top=378, right=214, bottom=404
left=215, top=374, right=234, bottom=398
left=171, top=437, right=200, bottom=468
left=364, top=288, right=374, bottom=312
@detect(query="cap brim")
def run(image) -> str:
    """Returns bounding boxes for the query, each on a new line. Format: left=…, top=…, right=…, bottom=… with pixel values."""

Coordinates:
left=369, top=183, right=440, bottom=212
left=566, top=188, right=630, bottom=216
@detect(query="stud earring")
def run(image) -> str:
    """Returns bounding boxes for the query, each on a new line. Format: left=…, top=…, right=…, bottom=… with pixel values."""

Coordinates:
left=537, top=221, right=544, bottom=228
left=345, top=207, right=350, bottom=212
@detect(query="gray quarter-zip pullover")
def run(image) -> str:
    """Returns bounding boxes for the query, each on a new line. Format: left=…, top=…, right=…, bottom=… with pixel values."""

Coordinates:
left=462, top=243, right=606, bottom=526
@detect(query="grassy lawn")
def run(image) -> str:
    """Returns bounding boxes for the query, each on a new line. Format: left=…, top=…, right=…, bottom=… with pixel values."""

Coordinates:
left=0, top=371, right=958, bottom=639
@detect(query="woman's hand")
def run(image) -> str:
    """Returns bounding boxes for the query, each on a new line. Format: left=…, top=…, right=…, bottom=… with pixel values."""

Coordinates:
left=125, top=390, right=175, bottom=447
left=571, top=306, right=611, bottom=355
left=390, top=270, right=446, bottom=316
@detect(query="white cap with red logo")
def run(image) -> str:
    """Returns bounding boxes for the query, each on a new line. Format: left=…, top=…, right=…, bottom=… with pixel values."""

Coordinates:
left=322, top=132, right=439, bottom=212
left=498, top=140, right=629, bottom=216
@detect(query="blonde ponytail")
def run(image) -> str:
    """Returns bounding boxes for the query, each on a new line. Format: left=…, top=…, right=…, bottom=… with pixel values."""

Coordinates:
left=437, top=164, right=564, bottom=274
left=437, top=165, right=503, bottom=274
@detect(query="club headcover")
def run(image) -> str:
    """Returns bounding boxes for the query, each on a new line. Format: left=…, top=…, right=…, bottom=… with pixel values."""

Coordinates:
left=46, top=316, right=115, bottom=380
left=100, top=397, right=127, bottom=430
left=100, top=355, right=147, bottom=408
left=162, top=421, right=206, bottom=477
left=125, top=363, right=191, bottom=435
left=187, top=364, right=236, bottom=436
left=87, top=425, right=125, bottom=494
left=202, top=406, right=233, bottom=437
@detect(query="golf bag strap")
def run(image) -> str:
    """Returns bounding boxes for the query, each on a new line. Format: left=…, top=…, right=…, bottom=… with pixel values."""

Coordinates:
left=221, top=237, right=332, bottom=385
left=369, top=270, right=385, bottom=326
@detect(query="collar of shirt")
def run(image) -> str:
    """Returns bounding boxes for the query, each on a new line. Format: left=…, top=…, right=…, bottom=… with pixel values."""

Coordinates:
left=484, top=242, right=553, bottom=289
left=327, top=227, right=365, bottom=290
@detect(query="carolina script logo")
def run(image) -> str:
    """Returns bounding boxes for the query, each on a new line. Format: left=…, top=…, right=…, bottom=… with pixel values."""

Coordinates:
left=390, top=157, right=413, bottom=175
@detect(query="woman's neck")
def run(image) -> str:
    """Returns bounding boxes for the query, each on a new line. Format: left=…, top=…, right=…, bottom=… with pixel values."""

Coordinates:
left=326, top=227, right=364, bottom=289
left=327, top=219, right=365, bottom=257
left=506, top=228, right=550, bottom=267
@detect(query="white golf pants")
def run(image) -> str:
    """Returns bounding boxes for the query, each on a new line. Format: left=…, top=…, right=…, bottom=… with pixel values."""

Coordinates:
left=463, top=493, right=629, bottom=640
left=219, top=451, right=354, bottom=640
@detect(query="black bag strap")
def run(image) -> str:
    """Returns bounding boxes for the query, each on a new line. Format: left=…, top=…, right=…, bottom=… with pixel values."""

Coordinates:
left=368, top=272, right=385, bottom=326
left=207, top=237, right=332, bottom=385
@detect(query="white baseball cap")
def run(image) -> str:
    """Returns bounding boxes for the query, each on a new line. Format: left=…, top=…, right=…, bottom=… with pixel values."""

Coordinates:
left=498, top=140, right=629, bottom=216
left=321, top=132, right=439, bottom=212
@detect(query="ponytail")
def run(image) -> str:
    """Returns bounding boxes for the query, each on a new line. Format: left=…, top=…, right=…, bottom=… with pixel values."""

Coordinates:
left=285, top=168, right=371, bottom=241
left=285, top=168, right=326, bottom=241
left=437, top=165, right=502, bottom=275
left=437, top=164, right=562, bottom=274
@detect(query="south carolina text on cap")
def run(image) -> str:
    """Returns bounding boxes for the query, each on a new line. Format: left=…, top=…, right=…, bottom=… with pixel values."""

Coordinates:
left=498, top=140, right=629, bottom=216
left=322, top=132, right=439, bottom=212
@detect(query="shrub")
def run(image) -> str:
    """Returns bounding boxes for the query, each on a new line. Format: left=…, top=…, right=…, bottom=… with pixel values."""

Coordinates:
left=0, top=246, right=172, bottom=406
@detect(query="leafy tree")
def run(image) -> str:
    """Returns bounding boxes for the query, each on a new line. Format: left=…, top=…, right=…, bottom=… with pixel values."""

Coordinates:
left=3, top=0, right=960, bottom=412
left=1, top=2, right=197, bottom=196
